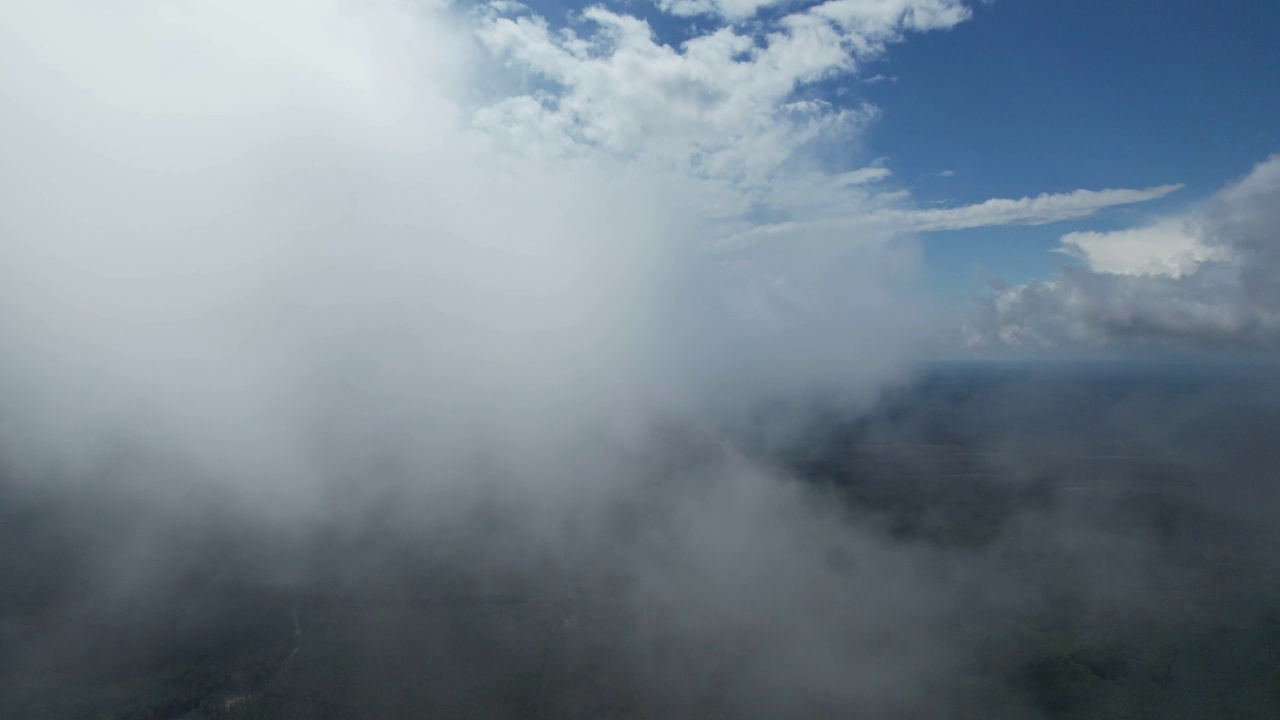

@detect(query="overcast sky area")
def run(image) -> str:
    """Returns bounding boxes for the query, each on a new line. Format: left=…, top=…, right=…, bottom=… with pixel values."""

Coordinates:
left=1, top=1, right=1279, bottom=718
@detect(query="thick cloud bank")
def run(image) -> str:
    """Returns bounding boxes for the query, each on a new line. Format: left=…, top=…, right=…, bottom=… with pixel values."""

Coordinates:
left=0, top=0, right=947, bottom=511
left=971, top=155, right=1280, bottom=349
left=0, top=0, right=946, bottom=712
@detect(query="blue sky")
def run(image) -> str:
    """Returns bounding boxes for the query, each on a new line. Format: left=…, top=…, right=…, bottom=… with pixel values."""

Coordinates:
left=510, top=0, right=1278, bottom=300
left=863, top=0, right=1280, bottom=294
left=477, top=0, right=1280, bottom=352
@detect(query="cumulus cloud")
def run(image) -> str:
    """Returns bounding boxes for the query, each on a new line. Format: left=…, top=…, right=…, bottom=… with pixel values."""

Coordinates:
left=474, top=0, right=969, bottom=203
left=476, top=0, right=1183, bottom=256
left=970, top=155, right=1280, bottom=349
left=1056, top=220, right=1231, bottom=278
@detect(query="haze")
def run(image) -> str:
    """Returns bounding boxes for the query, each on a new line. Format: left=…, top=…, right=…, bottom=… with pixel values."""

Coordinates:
left=1, top=2, right=1278, bottom=718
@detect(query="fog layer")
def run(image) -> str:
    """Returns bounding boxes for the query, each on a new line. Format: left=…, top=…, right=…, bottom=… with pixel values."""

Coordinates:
left=2, top=3, right=1278, bottom=719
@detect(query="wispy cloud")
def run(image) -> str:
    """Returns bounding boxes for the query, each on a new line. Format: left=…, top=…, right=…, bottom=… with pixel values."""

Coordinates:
left=899, top=184, right=1183, bottom=232
left=654, top=0, right=971, bottom=26
left=716, top=182, right=1182, bottom=250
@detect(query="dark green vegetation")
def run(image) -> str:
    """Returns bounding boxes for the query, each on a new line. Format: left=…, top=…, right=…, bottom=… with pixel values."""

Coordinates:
left=0, top=488, right=296, bottom=719
left=3, top=364, right=1279, bottom=718
left=775, top=365, right=1280, bottom=718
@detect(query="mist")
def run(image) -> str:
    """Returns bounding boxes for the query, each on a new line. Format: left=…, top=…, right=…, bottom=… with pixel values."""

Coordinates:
left=2, top=2, right=1279, bottom=719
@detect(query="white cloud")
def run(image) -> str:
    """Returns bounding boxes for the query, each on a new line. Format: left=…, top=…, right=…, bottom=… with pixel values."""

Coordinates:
left=655, top=0, right=970, bottom=27
left=812, top=0, right=972, bottom=35
left=715, top=182, right=1181, bottom=251
left=476, top=0, right=973, bottom=191
left=473, top=0, right=995, bottom=262
left=838, top=165, right=895, bottom=185
left=477, top=0, right=1185, bottom=259
left=1056, top=220, right=1231, bottom=278
left=0, top=0, right=979, bottom=506
left=970, top=155, right=1280, bottom=349
left=656, top=0, right=790, bottom=20
left=898, top=184, right=1183, bottom=232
